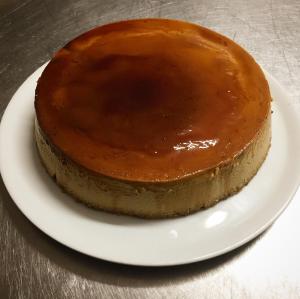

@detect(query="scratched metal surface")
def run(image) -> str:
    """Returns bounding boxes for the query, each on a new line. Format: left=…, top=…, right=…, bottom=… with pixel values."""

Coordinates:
left=1, top=0, right=300, bottom=298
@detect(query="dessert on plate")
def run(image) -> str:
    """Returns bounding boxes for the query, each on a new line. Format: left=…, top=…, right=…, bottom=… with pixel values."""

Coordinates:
left=35, top=19, right=271, bottom=218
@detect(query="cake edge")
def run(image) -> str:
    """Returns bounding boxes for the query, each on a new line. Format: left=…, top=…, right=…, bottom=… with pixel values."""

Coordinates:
left=34, top=112, right=271, bottom=219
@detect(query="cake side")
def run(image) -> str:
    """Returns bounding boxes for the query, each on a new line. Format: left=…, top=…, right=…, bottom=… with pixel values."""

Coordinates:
left=35, top=113, right=271, bottom=219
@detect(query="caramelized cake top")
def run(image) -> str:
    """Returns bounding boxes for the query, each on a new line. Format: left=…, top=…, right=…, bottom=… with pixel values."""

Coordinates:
left=35, top=19, right=271, bottom=182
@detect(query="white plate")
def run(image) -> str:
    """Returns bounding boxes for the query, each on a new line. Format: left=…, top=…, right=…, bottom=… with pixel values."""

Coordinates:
left=1, top=64, right=300, bottom=267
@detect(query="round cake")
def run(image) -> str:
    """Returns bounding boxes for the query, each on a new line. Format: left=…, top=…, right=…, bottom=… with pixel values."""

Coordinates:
left=35, top=19, right=271, bottom=218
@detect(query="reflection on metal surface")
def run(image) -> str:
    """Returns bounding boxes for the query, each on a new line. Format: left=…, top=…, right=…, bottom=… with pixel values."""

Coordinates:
left=0, top=0, right=300, bottom=298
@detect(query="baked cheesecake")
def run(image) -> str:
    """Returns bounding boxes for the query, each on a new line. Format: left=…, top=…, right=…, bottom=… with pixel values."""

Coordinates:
left=35, top=19, right=271, bottom=218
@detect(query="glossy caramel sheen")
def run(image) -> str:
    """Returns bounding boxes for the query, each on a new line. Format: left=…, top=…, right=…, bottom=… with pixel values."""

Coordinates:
left=35, top=19, right=271, bottom=182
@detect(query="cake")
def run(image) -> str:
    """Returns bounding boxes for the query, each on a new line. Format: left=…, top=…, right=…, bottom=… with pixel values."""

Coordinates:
left=34, top=19, right=271, bottom=218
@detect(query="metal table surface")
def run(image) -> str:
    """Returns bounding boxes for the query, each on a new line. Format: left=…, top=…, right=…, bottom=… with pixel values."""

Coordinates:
left=1, top=0, right=300, bottom=298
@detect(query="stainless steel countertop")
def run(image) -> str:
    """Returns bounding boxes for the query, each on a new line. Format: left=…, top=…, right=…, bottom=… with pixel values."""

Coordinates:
left=1, top=1, right=300, bottom=298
